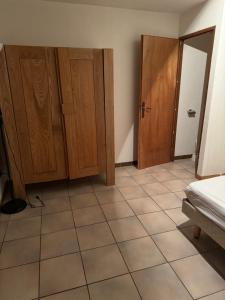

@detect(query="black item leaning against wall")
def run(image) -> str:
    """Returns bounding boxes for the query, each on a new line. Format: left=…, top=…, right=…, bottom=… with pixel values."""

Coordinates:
left=0, top=112, right=27, bottom=214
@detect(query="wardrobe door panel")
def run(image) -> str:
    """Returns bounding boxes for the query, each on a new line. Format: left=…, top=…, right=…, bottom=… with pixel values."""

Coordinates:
left=58, top=48, right=106, bottom=179
left=5, top=46, right=67, bottom=184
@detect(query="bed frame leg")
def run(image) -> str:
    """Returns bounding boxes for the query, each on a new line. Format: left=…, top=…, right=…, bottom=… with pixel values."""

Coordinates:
left=193, top=226, right=201, bottom=239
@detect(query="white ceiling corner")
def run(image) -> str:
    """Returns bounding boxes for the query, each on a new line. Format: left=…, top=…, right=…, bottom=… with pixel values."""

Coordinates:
left=44, top=0, right=207, bottom=14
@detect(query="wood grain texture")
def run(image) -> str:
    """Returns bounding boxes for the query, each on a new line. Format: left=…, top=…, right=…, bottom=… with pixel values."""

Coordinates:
left=138, top=35, right=179, bottom=169
left=0, top=47, right=26, bottom=198
left=103, top=49, right=115, bottom=185
left=57, top=48, right=106, bottom=179
left=5, top=46, right=67, bottom=184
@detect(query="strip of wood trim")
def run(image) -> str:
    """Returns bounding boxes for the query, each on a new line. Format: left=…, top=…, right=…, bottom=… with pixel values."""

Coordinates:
left=103, top=49, right=115, bottom=186
left=180, top=26, right=216, bottom=40
left=174, top=155, right=192, bottom=160
left=196, top=174, right=225, bottom=180
left=115, top=161, right=137, bottom=168
left=0, top=47, right=26, bottom=199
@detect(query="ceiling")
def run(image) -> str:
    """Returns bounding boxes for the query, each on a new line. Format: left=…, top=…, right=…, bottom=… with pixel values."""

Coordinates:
left=44, top=0, right=207, bottom=13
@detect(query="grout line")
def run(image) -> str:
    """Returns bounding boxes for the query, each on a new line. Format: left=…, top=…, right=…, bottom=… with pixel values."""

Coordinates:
left=196, top=289, right=225, bottom=299
left=39, top=284, right=88, bottom=299
left=68, top=190, right=92, bottom=300
left=38, top=210, right=42, bottom=299
left=0, top=219, right=10, bottom=253
left=0, top=165, right=217, bottom=300
left=94, top=190, right=144, bottom=300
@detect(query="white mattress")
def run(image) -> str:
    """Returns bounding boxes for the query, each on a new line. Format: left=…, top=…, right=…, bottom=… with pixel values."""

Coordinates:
left=185, top=176, right=225, bottom=230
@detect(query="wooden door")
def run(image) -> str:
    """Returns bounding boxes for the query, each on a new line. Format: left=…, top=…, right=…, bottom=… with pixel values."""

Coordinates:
left=138, top=35, right=179, bottom=169
left=5, top=46, right=67, bottom=184
left=57, top=48, right=106, bottom=179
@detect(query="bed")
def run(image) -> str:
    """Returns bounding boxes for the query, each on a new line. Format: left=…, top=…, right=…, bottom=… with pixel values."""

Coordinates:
left=182, top=175, right=225, bottom=249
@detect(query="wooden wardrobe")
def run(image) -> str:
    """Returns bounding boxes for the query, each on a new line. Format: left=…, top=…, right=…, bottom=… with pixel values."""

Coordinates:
left=0, top=45, right=115, bottom=198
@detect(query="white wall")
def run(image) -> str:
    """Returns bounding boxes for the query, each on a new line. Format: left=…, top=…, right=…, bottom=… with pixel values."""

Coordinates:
left=175, top=43, right=207, bottom=157
left=180, top=0, right=225, bottom=176
left=0, top=0, right=179, bottom=164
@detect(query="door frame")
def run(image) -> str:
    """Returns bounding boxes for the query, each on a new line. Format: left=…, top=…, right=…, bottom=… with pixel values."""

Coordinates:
left=171, top=26, right=216, bottom=175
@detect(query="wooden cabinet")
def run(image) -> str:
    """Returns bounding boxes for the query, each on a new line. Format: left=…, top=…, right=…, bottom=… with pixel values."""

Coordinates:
left=57, top=48, right=106, bottom=179
left=0, top=45, right=114, bottom=192
left=5, top=46, right=67, bottom=184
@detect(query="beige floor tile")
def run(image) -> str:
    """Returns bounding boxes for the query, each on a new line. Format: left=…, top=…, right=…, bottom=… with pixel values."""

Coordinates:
left=0, top=263, right=39, bottom=300
left=82, top=244, right=128, bottom=283
left=10, top=207, right=42, bottom=220
left=132, top=174, right=157, bottom=185
left=127, top=197, right=161, bottom=215
left=171, top=254, right=225, bottom=299
left=40, top=253, right=85, bottom=297
left=151, top=171, right=177, bottom=182
left=115, top=167, right=130, bottom=177
left=119, top=186, right=147, bottom=200
left=109, top=216, right=147, bottom=242
left=42, top=197, right=70, bottom=215
left=175, top=191, right=187, bottom=200
left=77, top=222, right=114, bottom=250
left=125, top=166, right=148, bottom=176
left=200, top=290, right=225, bottom=300
left=40, top=286, right=89, bottom=300
left=5, top=216, right=41, bottom=241
left=0, top=222, right=7, bottom=242
left=73, top=206, right=105, bottom=227
left=0, top=236, right=40, bottom=269
left=177, top=159, right=195, bottom=169
left=41, top=183, right=68, bottom=200
left=161, top=162, right=185, bottom=171
left=151, top=193, right=182, bottom=210
left=101, top=202, right=134, bottom=220
left=180, top=226, right=219, bottom=252
left=91, top=176, right=116, bottom=192
left=41, top=229, right=79, bottom=260
left=142, top=182, right=169, bottom=196
left=165, top=208, right=192, bottom=227
left=96, top=189, right=124, bottom=204
left=183, top=178, right=198, bottom=185
left=146, top=165, right=168, bottom=173
left=89, top=274, right=141, bottom=300
left=185, top=167, right=195, bottom=175
left=163, top=179, right=187, bottom=192
left=170, top=169, right=194, bottom=179
left=152, top=230, right=198, bottom=262
left=119, top=237, right=165, bottom=271
left=138, top=211, right=176, bottom=235
left=70, top=193, right=98, bottom=209
left=115, top=176, right=138, bottom=187
left=42, top=211, right=74, bottom=234
left=132, top=263, right=192, bottom=300
left=0, top=213, right=10, bottom=222
left=68, top=181, right=93, bottom=196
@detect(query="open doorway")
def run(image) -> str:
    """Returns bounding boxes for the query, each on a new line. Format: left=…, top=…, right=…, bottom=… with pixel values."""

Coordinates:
left=173, top=27, right=215, bottom=175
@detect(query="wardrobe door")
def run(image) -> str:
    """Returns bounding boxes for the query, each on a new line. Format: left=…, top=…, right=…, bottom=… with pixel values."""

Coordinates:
left=5, top=46, right=67, bottom=184
left=57, top=48, right=106, bottom=179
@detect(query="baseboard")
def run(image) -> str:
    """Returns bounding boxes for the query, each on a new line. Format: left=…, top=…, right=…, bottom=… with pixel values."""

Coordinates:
left=196, top=173, right=225, bottom=180
left=174, top=155, right=192, bottom=160
left=115, top=161, right=137, bottom=168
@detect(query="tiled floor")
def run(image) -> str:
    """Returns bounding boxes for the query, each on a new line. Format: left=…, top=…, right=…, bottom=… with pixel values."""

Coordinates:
left=0, top=159, right=225, bottom=299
